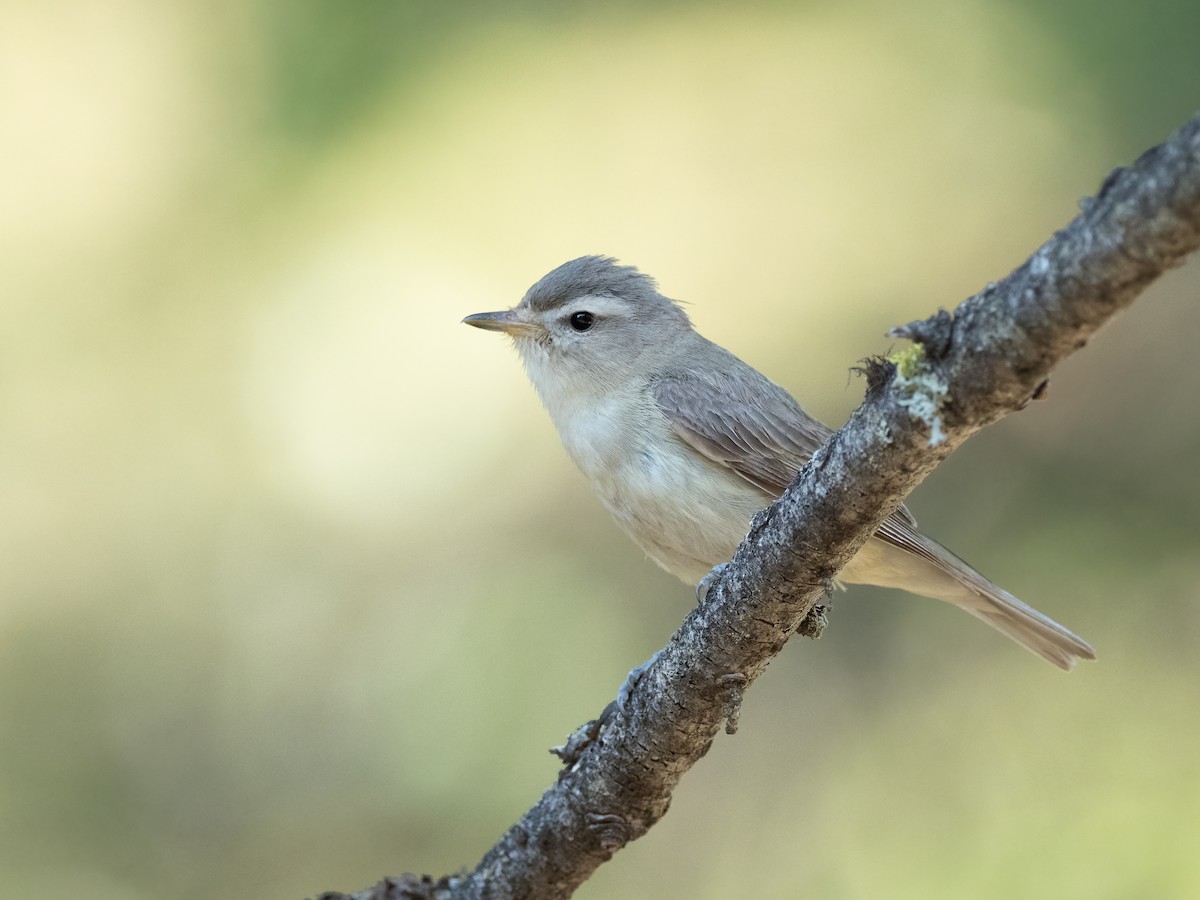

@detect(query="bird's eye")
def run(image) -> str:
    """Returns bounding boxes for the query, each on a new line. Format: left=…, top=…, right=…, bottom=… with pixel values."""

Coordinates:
left=569, top=311, right=595, bottom=332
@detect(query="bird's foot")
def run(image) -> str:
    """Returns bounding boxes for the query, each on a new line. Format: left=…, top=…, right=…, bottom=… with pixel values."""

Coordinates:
left=696, top=563, right=729, bottom=603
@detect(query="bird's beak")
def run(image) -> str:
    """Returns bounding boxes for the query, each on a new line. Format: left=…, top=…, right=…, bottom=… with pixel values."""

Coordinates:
left=462, top=308, right=541, bottom=337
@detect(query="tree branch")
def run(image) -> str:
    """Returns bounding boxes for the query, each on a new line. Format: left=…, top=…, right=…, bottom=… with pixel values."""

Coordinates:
left=318, top=110, right=1200, bottom=900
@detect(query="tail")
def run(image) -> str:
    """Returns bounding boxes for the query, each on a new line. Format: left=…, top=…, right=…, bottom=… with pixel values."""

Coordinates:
left=944, top=577, right=1096, bottom=671
left=847, top=534, right=1097, bottom=670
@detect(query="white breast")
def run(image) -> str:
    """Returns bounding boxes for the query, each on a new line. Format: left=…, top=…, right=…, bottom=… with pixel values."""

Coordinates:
left=550, top=384, right=769, bottom=586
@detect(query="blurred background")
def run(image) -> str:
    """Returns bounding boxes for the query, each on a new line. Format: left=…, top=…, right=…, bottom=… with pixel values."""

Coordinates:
left=2, top=1, right=1198, bottom=897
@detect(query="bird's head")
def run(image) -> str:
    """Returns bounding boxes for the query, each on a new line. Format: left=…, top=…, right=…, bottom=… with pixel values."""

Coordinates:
left=463, top=256, right=694, bottom=399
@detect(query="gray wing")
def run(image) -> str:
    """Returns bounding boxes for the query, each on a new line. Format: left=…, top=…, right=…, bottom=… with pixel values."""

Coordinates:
left=652, top=357, right=1096, bottom=669
left=651, top=362, right=923, bottom=535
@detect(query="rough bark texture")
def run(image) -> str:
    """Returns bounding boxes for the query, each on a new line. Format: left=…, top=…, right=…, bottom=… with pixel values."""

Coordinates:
left=317, top=111, right=1200, bottom=900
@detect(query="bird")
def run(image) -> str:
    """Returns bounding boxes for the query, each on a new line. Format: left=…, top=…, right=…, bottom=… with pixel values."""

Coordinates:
left=463, top=256, right=1095, bottom=670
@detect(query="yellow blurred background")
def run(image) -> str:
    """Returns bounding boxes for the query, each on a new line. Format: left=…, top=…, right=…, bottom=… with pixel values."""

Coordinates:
left=2, top=1, right=1198, bottom=897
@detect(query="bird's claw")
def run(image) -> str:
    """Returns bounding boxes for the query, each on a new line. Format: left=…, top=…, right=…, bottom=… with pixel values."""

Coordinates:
left=696, top=563, right=729, bottom=603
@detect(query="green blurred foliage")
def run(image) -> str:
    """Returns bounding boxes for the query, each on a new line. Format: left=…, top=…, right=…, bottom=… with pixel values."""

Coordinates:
left=1, top=1, right=1198, bottom=897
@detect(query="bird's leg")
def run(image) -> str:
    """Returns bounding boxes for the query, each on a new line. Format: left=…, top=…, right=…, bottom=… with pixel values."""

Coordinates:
left=696, top=562, right=729, bottom=603
left=796, top=581, right=835, bottom=640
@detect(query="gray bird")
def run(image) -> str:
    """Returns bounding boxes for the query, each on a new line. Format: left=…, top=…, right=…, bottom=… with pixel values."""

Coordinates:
left=464, top=256, right=1095, bottom=669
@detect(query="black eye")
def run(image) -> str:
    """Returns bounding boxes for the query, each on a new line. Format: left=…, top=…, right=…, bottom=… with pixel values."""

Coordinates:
left=569, top=311, right=594, bottom=332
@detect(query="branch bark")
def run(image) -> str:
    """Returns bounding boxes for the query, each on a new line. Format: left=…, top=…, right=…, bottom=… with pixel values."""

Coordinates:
left=318, top=110, right=1200, bottom=900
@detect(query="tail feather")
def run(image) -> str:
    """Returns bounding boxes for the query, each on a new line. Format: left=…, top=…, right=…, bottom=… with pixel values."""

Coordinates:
left=845, top=534, right=1097, bottom=670
left=952, top=581, right=1096, bottom=670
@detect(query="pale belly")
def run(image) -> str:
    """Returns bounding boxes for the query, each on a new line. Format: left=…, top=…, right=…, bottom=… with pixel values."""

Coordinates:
left=563, top=409, right=933, bottom=590
left=602, top=466, right=765, bottom=583
left=580, top=428, right=770, bottom=586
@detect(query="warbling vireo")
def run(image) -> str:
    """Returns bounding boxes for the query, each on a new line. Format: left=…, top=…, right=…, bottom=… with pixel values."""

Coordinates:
left=464, top=256, right=1095, bottom=669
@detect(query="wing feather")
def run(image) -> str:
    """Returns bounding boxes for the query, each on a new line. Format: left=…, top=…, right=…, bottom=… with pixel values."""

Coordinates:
left=651, top=364, right=921, bottom=534
left=650, top=351, right=1092, bottom=669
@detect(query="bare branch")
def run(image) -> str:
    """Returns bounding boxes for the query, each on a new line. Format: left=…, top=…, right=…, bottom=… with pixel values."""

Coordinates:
left=319, top=110, right=1200, bottom=900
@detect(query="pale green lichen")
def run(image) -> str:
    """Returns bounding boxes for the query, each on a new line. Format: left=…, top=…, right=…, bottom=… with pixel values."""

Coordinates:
left=888, top=344, right=926, bottom=380
left=887, top=345, right=949, bottom=446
